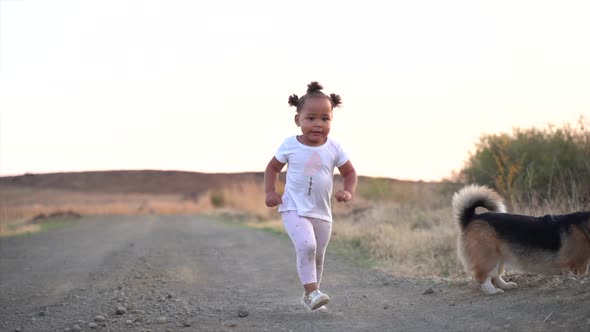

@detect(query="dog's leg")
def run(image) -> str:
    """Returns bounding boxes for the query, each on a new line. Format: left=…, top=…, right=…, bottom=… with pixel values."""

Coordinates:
left=475, top=261, right=504, bottom=295
left=492, top=262, right=517, bottom=291
left=477, top=266, right=504, bottom=295
left=570, top=262, right=590, bottom=274
left=475, top=260, right=504, bottom=295
left=494, top=276, right=517, bottom=290
left=481, top=275, right=504, bottom=295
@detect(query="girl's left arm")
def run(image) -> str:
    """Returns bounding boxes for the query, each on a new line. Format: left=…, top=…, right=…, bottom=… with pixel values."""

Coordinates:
left=336, top=161, right=357, bottom=202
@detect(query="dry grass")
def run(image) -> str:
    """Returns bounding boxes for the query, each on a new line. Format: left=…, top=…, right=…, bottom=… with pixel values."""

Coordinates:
left=0, top=180, right=273, bottom=236
left=208, top=180, right=274, bottom=219
left=0, top=221, right=42, bottom=237
left=332, top=202, right=461, bottom=278
left=208, top=178, right=589, bottom=280
left=0, top=186, right=211, bottom=220
left=330, top=181, right=589, bottom=279
left=0, top=184, right=213, bottom=236
left=328, top=179, right=464, bottom=278
left=212, top=178, right=466, bottom=279
left=2, top=172, right=587, bottom=281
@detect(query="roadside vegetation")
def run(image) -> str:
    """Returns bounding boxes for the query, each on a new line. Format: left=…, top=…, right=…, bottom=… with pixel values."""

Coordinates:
left=460, top=115, right=589, bottom=213
left=2, top=116, right=588, bottom=278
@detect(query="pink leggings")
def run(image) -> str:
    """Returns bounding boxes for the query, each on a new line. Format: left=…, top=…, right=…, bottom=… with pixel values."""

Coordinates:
left=282, top=211, right=332, bottom=285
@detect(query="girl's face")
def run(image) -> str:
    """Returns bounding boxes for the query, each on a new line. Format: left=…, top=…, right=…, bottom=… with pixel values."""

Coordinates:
left=295, top=96, right=333, bottom=146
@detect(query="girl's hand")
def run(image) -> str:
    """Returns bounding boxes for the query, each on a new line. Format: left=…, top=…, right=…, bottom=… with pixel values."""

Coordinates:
left=265, top=191, right=283, bottom=207
left=335, top=190, right=353, bottom=202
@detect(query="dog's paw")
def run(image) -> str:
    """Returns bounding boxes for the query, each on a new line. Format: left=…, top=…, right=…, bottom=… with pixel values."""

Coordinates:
left=494, top=277, right=518, bottom=290
left=481, top=283, right=504, bottom=295
left=498, top=281, right=517, bottom=290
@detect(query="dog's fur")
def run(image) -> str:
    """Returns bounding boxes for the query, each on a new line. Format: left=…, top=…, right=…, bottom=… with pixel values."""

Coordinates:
left=452, top=185, right=590, bottom=295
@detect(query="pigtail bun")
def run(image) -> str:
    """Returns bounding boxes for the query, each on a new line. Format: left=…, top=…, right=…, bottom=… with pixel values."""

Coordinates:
left=289, top=81, right=341, bottom=111
left=306, top=81, right=324, bottom=94
left=288, top=94, right=299, bottom=107
left=330, top=93, right=342, bottom=108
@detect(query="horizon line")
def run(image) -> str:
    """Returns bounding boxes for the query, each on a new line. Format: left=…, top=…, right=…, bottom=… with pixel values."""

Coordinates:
left=0, top=168, right=451, bottom=183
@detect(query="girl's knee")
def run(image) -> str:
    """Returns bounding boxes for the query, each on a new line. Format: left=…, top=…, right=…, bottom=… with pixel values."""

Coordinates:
left=296, top=243, right=316, bottom=262
left=306, top=247, right=316, bottom=261
left=297, top=239, right=316, bottom=252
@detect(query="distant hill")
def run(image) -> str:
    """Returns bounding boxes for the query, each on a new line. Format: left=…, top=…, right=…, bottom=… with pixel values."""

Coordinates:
left=0, top=170, right=265, bottom=195
left=0, top=170, right=453, bottom=223
left=0, top=170, right=422, bottom=195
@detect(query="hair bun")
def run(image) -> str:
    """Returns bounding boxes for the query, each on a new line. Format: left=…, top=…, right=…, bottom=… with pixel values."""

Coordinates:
left=330, top=93, right=342, bottom=108
left=306, top=81, right=324, bottom=93
left=288, top=94, right=299, bottom=107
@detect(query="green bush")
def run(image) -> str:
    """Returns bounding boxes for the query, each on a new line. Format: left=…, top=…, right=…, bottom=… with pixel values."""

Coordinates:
left=460, top=116, right=590, bottom=208
left=210, top=191, right=226, bottom=208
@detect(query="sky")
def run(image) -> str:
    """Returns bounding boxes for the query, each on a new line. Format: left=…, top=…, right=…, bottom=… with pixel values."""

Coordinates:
left=1, top=0, right=589, bottom=181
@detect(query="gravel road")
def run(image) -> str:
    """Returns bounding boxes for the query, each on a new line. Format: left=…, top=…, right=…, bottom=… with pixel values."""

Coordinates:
left=1, top=215, right=589, bottom=331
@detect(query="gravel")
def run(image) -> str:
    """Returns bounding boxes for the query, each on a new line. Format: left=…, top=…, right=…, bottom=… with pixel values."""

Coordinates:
left=94, top=315, right=106, bottom=322
left=423, top=287, right=435, bottom=295
left=237, top=306, right=250, bottom=318
left=1, top=215, right=589, bottom=332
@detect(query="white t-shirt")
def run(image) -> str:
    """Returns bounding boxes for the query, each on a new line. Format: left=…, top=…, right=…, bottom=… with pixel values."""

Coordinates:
left=274, top=136, right=350, bottom=222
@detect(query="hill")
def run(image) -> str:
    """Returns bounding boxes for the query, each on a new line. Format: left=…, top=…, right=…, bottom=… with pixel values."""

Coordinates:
left=1, top=170, right=445, bottom=223
left=0, top=170, right=264, bottom=195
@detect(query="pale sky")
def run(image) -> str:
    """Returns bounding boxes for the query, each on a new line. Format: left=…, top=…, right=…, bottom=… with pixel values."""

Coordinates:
left=1, top=0, right=589, bottom=181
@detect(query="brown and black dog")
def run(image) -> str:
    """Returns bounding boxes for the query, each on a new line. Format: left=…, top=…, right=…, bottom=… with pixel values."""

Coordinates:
left=452, top=185, right=590, bottom=295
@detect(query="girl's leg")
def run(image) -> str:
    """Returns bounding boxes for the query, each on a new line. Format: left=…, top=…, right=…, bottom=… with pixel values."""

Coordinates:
left=282, top=211, right=319, bottom=291
left=310, top=218, right=332, bottom=288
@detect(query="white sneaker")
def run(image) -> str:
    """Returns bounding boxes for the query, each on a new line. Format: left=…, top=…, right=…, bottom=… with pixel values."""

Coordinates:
left=301, top=290, right=330, bottom=311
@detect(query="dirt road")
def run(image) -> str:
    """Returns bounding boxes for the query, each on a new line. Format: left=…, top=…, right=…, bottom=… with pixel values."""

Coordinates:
left=1, top=215, right=589, bottom=331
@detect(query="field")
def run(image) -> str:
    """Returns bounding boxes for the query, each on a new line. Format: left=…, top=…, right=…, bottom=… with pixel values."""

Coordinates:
left=2, top=170, right=590, bottom=331
left=0, top=170, right=586, bottom=279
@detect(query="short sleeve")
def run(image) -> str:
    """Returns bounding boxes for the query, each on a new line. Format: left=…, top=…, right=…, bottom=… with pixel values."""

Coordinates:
left=334, top=141, right=350, bottom=168
left=274, top=138, right=290, bottom=164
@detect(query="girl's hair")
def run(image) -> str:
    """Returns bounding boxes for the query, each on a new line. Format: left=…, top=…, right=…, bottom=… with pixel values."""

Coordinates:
left=288, top=81, right=342, bottom=112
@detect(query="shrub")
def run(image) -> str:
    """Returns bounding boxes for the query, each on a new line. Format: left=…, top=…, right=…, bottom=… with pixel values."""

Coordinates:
left=459, top=115, right=590, bottom=209
left=210, top=191, right=226, bottom=208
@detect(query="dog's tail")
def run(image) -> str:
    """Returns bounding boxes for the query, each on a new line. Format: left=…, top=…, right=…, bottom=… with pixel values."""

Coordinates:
left=452, top=185, right=506, bottom=229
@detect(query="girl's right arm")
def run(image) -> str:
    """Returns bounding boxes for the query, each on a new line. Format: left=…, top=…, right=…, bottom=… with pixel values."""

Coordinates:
left=264, top=157, right=286, bottom=207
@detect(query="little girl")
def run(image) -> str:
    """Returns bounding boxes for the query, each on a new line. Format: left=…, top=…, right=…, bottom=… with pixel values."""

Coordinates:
left=264, top=81, right=357, bottom=311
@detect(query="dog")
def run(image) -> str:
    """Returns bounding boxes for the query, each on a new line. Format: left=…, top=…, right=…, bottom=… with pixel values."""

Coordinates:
left=452, top=185, right=590, bottom=295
